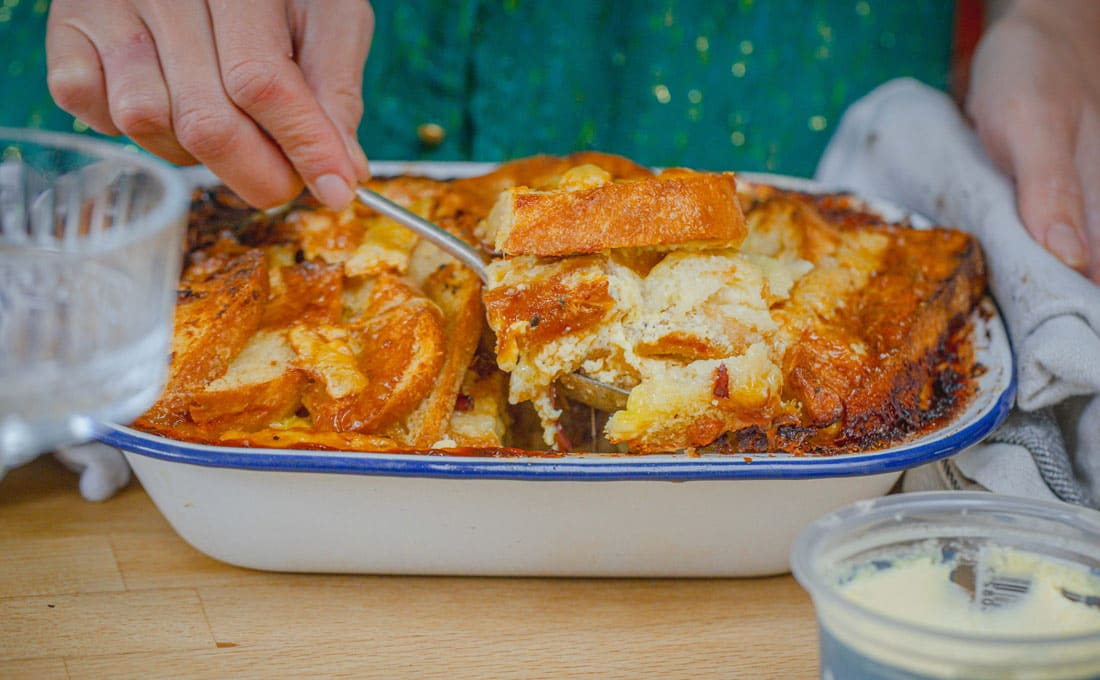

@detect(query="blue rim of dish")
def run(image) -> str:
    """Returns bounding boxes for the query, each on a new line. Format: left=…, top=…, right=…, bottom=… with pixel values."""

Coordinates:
left=99, top=368, right=1014, bottom=482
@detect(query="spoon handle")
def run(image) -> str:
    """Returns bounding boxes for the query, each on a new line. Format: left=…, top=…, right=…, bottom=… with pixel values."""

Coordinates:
left=354, top=186, right=488, bottom=283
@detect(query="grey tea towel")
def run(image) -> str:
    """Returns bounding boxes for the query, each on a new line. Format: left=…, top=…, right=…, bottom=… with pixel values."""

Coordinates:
left=816, top=78, right=1100, bottom=507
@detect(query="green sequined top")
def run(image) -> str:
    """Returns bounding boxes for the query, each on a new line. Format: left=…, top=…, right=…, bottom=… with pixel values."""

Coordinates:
left=0, top=0, right=954, bottom=177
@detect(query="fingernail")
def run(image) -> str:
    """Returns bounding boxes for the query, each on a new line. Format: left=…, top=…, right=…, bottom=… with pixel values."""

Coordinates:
left=313, top=174, right=353, bottom=210
left=1046, top=223, right=1088, bottom=269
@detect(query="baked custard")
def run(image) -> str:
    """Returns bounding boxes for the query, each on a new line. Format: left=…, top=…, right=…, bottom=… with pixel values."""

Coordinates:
left=135, top=153, right=984, bottom=455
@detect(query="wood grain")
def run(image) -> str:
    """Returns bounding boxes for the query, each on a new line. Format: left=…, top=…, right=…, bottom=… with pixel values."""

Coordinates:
left=0, top=535, right=124, bottom=598
left=0, top=456, right=820, bottom=678
left=0, top=657, right=69, bottom=680
left=0, top=590, right=214, bottom=661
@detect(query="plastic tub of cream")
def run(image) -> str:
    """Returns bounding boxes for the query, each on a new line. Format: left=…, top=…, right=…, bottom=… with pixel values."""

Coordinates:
left=791, top=492, right=1100, bottom=679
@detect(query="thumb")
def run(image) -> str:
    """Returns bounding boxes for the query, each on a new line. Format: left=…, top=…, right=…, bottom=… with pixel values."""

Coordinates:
left=1016, top=165, right=1088, bottom=271
left=999, top=118, right=1089, bottom=271
left=294, top=0, right=373, bottom=182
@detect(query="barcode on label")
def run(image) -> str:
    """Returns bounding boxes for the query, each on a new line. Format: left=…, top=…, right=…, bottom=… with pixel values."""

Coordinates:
left=980, top=576, right=1031, bottom=608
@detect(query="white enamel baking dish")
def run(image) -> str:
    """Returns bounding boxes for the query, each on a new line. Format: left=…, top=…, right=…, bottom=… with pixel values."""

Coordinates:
left=99, top=164, right=1016, bottom=577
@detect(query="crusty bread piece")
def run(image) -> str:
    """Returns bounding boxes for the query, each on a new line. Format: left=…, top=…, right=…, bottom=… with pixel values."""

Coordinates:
left=385, top=262, right=485, bottom=447
left=292, top=297, right=445, bottom=433
left=485, top=169, right=746, bottom=257
left=439, top=152, right=654, bottom=221
left=780, top=225, right=985, bottom=448
left=188, top=328, right=305, bottom=431
left=262, top=259, right=344, bottom=328
left=139, top=248, right=268, bottom=425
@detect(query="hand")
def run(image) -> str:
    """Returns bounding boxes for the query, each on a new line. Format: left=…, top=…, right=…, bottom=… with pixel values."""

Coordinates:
left=46, top=0, right=374, bottom=210
left=967, top=0, right=1100, bottom=283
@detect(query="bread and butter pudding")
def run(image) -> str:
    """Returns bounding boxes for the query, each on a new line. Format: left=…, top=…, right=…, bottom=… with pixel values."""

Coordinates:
left=134, top=153, right=985, bottom=455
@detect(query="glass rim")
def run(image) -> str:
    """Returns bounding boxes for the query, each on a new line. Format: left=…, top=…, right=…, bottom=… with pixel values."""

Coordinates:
left=790, top=491, right=1100, bottom=647
left=0, top=126, right=190, bottom=253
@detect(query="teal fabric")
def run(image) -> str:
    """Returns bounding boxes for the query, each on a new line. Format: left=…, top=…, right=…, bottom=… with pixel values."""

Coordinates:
left=1, top=0, right=954, bottom=177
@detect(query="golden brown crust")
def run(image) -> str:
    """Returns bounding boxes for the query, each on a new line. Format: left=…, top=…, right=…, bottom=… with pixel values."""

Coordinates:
left=189, top=370, right=306, bottom=432
left=262, top=260, right=344, bottom=328
left=141, top=156, right=985, bottom=456
left=387, top=263, right=486, bottom=447
left=440, top=152, right=654, bottom=220
left=138, top=248, right=268, bottom=426
left=758, top=197, right=986, bottom=452
left=832, top=228, right=984, bottom=447
left=299, top=299, right=445, bottom=433
left=187, top=329, right=306, bottom=432
left=483, top=255, right=617, bottom=367
left=489, top=171, right=746, bottom=256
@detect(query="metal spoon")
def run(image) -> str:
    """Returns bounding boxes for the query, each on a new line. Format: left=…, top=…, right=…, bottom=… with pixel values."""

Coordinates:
left=354, top=186, right=629, bottom=412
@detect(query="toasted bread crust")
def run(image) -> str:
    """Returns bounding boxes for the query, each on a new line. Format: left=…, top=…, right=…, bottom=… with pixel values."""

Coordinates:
left=188, top=329, right=305, bottom=431
left=139, top=248, right=268, bottom=425
left=831, top=228, right=984, bottom=447
left=440, top=152, right=654, bottom=220
left=143, top=157, right=984, bottom=456
left=262, top=260, right=344, bottom=328
left=488, top=171, right=746, bottom=256
left=388, top=263, right=486, bottom=447
left=298, top=299, right=445, bottom=434
left=483, top=255, right=617, bottom=368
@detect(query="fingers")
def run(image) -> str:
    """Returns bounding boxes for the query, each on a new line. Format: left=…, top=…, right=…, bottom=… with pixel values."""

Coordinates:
left=292, top=0, right=375, bottom=182
left=967, top=13, right=1094, bottom=275
left=1077, top=109, right=1100, bottom=283
left=208, top=0, right=360, bottom=207
left=45, top=4, right=120, bottom=135
left=140, top=0, right=305, bottom=208
left=84, top=9, right=197, bottom=164
left=977, top=96, right=1090, bottom=272
left=46, top=0, right=361, bottom=209
left=48, top=3, right=194, bottom=162
left=1012, top=135, right=1089, bottom=272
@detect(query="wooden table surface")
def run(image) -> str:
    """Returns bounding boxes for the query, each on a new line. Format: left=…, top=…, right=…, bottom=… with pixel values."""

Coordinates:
left=0, top=456, right=819, bottom=679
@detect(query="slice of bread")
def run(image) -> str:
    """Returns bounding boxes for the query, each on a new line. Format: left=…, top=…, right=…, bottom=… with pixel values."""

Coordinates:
left=484, top=169, right=746, bottom=256
left=263, top=260, right=344, bottom=328
left=292, top=297, right=446, bottom=434
left=139, top=248, right=268, bottom=425
left=439, top=152, right=654, bottom=221
left=385, top=262, right=485, bottom=447
left=189, top=328, right=305, bottom=431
